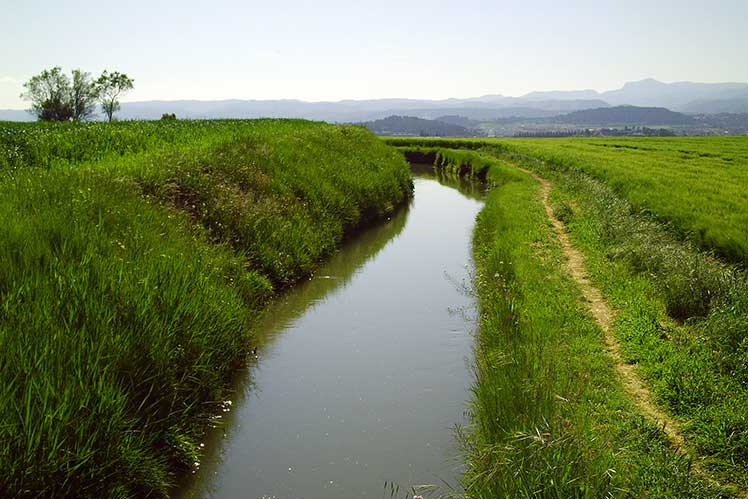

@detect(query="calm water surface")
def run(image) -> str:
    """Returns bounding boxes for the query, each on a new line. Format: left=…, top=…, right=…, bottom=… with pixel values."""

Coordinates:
left=179, top=169, right=485, bottom=499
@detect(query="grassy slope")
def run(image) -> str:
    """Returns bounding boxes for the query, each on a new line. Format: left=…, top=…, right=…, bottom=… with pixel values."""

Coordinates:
left=392, top=138, right=748, bottom=490
left=468, top=137, right=748, bottom=489
left=527, top=158, right=748, bottom=489
left=409, top=146, right=723, bottom=497
left=386, top=136, right=748, bottom=264
left=0, top=120, right=412, bottom=498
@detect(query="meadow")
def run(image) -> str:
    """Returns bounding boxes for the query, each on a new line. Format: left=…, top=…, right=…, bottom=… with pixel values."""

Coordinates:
left=4, top=123, right=746, bottom=497
left=500, top=137, right=748, bottom=264
left=393, top=138, right=748, bottom=496
left=387, top=136, right=748, bottom=265
left=0, top=120, right=412, bottom=497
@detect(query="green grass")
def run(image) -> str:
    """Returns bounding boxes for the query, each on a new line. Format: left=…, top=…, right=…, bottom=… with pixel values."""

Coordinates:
left=498, top=137, right=748, bottom=265
left=465, top=138, right=748, bottom=489
left=0, top=120, right=257, bottom=170
left=0, top=120, right=412, bottom=497
left=462, top=153, right=715, bottom=497
left=396, top=143, right=728, bottom=497
left=387, top=136, right=748, bottom=265
left=396, top=146, right=496, bottom=180
left=517, top=156, right=748, bottom=489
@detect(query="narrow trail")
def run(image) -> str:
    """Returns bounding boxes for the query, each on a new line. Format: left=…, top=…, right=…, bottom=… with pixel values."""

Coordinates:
left=518, top=166, right=745, bottom=497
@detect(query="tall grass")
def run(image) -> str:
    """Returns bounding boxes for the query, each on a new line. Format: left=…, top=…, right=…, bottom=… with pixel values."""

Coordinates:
left=452, top=137, right=748, bottom=486
left=388, top=136, right=748, bottom=264
left=0, top=120, right=412, bottom=497
left=396, top=146, right=493, bottom=180
left=467, top=155, right=714, bottom=497
left=517, top=156, right=748, bottom=488
left=0, top=120, right=263, bottom=170
left=397, top=143, right=720, bottom=497
left=499, top=137, right=748, bottom=265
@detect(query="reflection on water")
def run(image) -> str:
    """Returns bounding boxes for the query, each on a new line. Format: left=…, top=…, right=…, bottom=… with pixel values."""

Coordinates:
left=410, top=162, right=486, bottom=201
left=178, top=171, right=485, bottom=499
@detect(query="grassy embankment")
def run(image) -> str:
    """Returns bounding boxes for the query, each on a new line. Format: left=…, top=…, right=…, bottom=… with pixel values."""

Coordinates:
left=394, top=140, right=738, bottom=497
left=390, top=137, right=748, bottom=265
left=0, top=120, right=412, bottom=498
left=490, top=138, right=748, bottom=490
left=503, top=137, right=748, bottom=265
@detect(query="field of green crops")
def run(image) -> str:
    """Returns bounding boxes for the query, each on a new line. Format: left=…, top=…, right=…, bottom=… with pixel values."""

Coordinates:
left=501, top=137, right=748, bottom=264
left=393, top=138, right=748, bottom=497
left=0, top=120, right=412, bottom=498
left=387, top=136, right=748, bottom=264
left=0, top=120, right=250, bottom=169
left=5, top=125, right=746, bottom=497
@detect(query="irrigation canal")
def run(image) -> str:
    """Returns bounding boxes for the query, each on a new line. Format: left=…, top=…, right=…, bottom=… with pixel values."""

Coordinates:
left=178, top=167, right=485, bottom=499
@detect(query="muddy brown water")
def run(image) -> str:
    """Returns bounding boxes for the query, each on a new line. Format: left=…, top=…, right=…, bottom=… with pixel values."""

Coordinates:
left=177, top=167, right=485, bottom=499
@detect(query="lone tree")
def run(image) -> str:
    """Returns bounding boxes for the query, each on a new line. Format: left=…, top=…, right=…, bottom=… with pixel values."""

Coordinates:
left=21, top=67, right=101, bottom=122
left=95, top=71, right=134, bottom=122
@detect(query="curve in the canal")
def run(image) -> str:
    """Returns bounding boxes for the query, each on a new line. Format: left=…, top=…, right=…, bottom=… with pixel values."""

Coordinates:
left=179, top=167, right=485, bottom=499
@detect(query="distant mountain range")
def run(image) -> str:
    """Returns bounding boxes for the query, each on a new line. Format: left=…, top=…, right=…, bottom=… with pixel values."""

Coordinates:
left=359, top=115, right=479, bottom=137
left=364, top=106, right=748, bottom=138
left=0, top=109, right=32, bottom=121
left=552, top=106, right=696, bottom=126
left=2, top=79, right=748, bottom=123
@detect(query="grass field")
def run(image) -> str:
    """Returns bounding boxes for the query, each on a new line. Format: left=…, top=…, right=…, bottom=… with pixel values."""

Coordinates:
left=5, top=124, right=746, bottom=496
left=396, top=139, right=748, bottom=496
left=503, top=137, right=748, bottom=264
left=0, top=120, right=252, bottom=169
left=387, top=137, right=748, bottom=264
left=513, top=152, right=748, bottom=490
left=0, top=120, right=412, bottom=498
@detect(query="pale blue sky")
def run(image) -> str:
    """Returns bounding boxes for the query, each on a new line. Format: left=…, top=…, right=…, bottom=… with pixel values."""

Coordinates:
left=1, top=0, right=747, bottom=108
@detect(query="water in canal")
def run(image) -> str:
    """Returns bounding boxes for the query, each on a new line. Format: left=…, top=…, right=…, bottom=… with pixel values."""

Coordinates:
left=179, top=167, right=485, bottom=499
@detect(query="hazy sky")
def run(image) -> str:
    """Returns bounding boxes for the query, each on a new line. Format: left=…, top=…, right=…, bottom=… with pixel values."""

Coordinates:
left=2, top=0, right=747, bottom=108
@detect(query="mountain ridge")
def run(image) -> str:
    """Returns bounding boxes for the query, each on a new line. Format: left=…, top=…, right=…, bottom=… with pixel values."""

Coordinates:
left=2, top=79, right=747, bottom=122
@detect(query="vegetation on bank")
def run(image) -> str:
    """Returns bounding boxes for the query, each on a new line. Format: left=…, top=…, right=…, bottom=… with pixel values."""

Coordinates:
left=502, top=137, right=747, bottom=264
left=511, top=154, right=748, bottom=489
left=396, top=141, right=744, bottom=496
left=478, top=138, right=748, bottom=489
left=386, top=136, right=748, bottom=265
left=397, top=146, right=493, bottom=179
left=0, top=120, right=267, bottom=169
left=0, top=120, right=412, bottom=498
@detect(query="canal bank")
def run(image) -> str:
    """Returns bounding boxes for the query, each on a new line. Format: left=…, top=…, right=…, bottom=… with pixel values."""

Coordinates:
left=177, top=168, right=485, bottom=499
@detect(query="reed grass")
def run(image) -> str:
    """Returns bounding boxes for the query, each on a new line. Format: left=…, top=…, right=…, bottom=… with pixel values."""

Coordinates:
left=0, top=119, right=412, bottom=497
left=396, top=143, right=722, bottom=497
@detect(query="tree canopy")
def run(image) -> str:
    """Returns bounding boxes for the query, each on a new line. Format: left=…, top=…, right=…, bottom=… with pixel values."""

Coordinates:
left=21, top=67, right=74, bottom=122
left=71, top=70, right=99, bottom=121
left=21, top=67, right=134, bottom=122
left=95, top=71, right=135, bottom=122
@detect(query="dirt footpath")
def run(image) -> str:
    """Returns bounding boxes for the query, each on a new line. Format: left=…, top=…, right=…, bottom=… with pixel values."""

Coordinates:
left=518, top=165, right=744, bottom=498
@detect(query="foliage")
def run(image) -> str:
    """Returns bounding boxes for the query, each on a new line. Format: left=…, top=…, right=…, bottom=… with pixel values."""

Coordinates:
left=396, top=142, right=728, bottom=496
left=20, top=66, right=74, bottom=122
left=95, top=70, right=135, bottom=122
left=20, top=67, right=131, bottom=123
left=0, top=119, right=265, bottom=170
left=70, top=69, right=99, bottom=121
left=467, top=156, right=713, bottom=497
left=0, top=119, right=412, bottom=497
left=534, top=161, right=748, bottom=488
